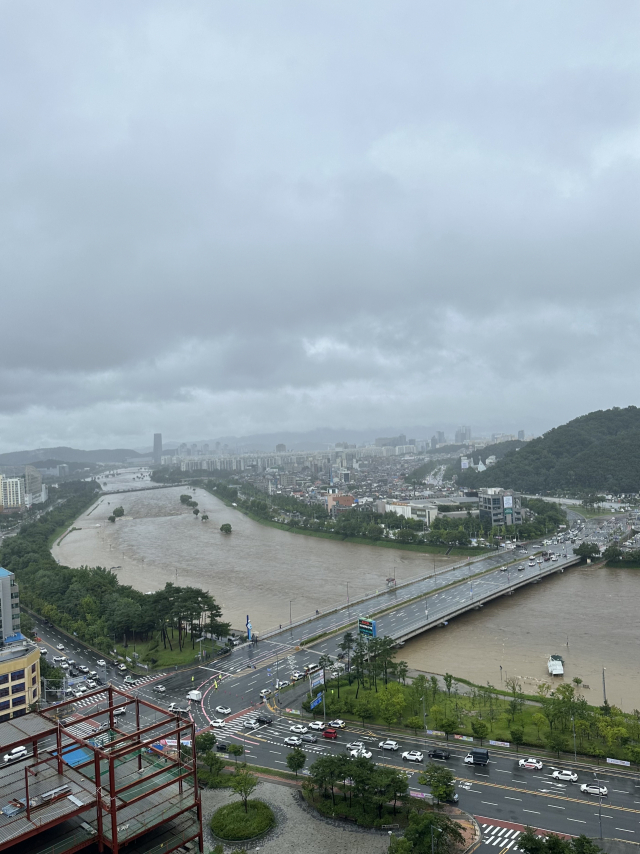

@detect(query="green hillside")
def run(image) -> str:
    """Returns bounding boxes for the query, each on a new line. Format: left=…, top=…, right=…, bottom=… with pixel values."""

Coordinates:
left=457, top=406, right=640, bottom=494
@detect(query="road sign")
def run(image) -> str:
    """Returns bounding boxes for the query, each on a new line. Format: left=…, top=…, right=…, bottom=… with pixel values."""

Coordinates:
left=310, top=693, right=322, bottom=710
left=310, top=673, right=324, bottom=690
left=358, top=618, right=377, bottom=638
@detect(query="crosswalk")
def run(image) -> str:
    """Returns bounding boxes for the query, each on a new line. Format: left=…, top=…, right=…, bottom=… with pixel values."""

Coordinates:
left=220, top=711, right=328, bottom=754
left=71, top=673, right=167, bottom=708
left=481, top=824, right=522, bottom=850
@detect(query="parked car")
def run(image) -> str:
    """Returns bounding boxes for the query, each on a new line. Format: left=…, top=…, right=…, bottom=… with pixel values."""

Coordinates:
left=552, top=769, right=578, bottom=782
left=402, top=751, right=424, bottom=763
left=428, top=749, right=450, bottom=761
left=519, top=758, right=543, bottom=770
left=379, top=740, right=399, bottom=751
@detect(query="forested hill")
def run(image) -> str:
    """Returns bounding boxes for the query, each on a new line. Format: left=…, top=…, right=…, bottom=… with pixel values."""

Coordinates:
left=457, top=406, right=640, bottom=494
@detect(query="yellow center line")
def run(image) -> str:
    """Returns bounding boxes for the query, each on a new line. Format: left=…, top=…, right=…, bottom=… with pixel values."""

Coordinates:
left=457, top=775, right=640, bottom=815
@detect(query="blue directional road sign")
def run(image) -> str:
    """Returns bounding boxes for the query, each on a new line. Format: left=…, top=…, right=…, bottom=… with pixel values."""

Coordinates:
left=310, top=693, right=322, bottom=710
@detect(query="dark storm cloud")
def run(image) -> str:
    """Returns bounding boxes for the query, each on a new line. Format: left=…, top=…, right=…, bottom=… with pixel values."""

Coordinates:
left=1, top=1, right=639, bottom=448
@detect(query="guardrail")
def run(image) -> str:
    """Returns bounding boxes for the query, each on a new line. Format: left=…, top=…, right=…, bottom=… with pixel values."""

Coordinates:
left=393, top=556, right=580, bottom=643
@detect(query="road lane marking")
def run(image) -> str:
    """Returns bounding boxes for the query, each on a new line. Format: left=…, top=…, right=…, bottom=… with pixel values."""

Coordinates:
left=613, top=790, right=628, bottom=794
left=547, top=806, right=565, bottom=810
left=505, top=797, right=522, bottom=801
left=616, top=829, right=634, bottom=833
left=567, top=819, right=586, bottom=823
left=523, top=810, right=540, bottom=815
left=482, top=802, right=498, bottom=806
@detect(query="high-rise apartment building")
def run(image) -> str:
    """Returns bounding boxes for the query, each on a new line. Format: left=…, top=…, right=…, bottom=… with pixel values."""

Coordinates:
left=0, top=568, right=21, bottom=642
left=0, top=476, right=24, bottom=509
left=518, top=430, right=525, bottom=441
left=153, top=433, right=163, bottom=465
left=455, top=426, right=472, bottom=443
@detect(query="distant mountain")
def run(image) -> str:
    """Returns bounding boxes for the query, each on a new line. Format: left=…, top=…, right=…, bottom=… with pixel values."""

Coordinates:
left=0, top=447, right=142, bottom=465
left=457, top=406, right=640, bottom=494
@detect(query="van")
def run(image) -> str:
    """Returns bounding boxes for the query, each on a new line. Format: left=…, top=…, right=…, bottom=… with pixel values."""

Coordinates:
left=187, top=690, right=202, bottom=702
left=464, top=748, right=489, bottom=766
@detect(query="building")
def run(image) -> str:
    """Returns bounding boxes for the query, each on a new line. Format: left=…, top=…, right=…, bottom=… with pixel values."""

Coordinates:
left=0, top=567, right=40, bottom=721
left=327, top=494, right=355, bottom=515
left=478, top=488, right=522, bottom=527
left=153, top=433, right=163, bottom=465
left=0, top=567, right=22, bottom=643
left=0, top=686, right=203, bottom=853
left=377, top=499, right=439, bottom=525
left=275, top=443, right=287, bottom=453
left=0, top=476, right=24, bottom=510
left=455, top=426, right=472, bottom=444
left=518, top=430, right=525, bottom=441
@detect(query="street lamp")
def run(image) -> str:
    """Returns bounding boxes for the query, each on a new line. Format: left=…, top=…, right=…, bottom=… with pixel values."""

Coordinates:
left=593, top=771, right=603, bottom=839
left=602, top=667, right=607, bottom=704
left=571, top=715, right=577, bottom=762
left=289, top=600, right=294, bottom=632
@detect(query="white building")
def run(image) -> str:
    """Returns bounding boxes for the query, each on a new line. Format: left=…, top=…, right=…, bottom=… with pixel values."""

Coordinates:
left=0, top=477, right=24, bottom=510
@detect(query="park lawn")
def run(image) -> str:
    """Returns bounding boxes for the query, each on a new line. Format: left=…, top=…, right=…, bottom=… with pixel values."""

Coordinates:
left=114, top=634, right=225, bottom=670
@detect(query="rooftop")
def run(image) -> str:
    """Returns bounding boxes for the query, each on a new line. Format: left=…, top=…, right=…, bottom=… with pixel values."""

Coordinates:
left=0, top=568, right=12, bottom=578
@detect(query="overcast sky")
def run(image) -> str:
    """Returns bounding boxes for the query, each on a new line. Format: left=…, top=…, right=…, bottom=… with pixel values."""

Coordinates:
left=1, top=2, right=639, bottom=450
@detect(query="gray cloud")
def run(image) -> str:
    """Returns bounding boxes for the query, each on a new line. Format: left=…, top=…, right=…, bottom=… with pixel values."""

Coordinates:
left=1, top=1, right=639, bottom=449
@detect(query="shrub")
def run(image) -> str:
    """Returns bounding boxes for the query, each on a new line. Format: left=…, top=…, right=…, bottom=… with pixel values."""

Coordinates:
left=210, top=800, right=275, bottom=841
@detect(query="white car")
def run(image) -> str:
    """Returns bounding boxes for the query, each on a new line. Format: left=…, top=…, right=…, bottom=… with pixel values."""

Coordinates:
left=244, top=720, right=260, bottom=730
left=117, top=664, right=127, bottom=672
left=329, top=719, right=346, bottom=729
left=581, top=783, right=607, bottom=797
left=39, top=647, right=48, bottom=655
left=4, top=746, right=28, bottom=764
left=56, top=643, right=65, bottom=650
left=152, top=685, right=166, bottom=694
left=402, top=750, right=424, bottom=763
left=210, top=719, right=226, bottom=728
left=259, top=689, right=271, bottom=698
left=97, top=659, right=106, bottom=667
left=113, top=707, right=127, bottom=716
left=519, top=758, right=543, bottom=770
left=347, top=741, right=366, bottom=751
left=308, top=721, right=324, bottom=730
left=60, top=662, right=69, bottom=669
left=79, top=665, right=90, bottom=674
left=379, top=740, right=399, bottom=751
left=86, top=680, right=97, bottom=689
left=291, top=671, right=304, bottom=681
left=350, top=747, right=372, bottom=759
left=216, top=706, right=231, bottom=715
left=290, top=724, right=308, bottom=734
left=552, top=769, right=578, bottom=782
left=285, top=736, right=302, bottom=746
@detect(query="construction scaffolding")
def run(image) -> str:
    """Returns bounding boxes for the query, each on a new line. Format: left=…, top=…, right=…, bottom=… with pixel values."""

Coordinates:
left=0, top=685, right=203, bottom=854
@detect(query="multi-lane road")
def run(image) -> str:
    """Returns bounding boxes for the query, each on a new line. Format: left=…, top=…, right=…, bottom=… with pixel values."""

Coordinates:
left=33, top=524, right=638, bottom=842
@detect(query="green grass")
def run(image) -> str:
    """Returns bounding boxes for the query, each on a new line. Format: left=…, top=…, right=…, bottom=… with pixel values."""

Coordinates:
left=210, top=800, right=275, bottom=841
left=113, top=635, right=225, bottom=669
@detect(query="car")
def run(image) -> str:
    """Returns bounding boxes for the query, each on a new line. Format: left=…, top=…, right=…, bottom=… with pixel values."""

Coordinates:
left=276, top=680, right=290, bottom=689
left=4, top=746, right=28, bottom=764
left=244, top=720, right=260, bottom=730
left=290, top=724, right=308, bottom=734
left=581, top=783, right=608, bottom=797
left=350, top=747, right=373, bottom=759
left=216, top=742, right=228, bottom=752
left=256, top=715, right=273, bottom=726
left=308, top=721, right=324, bottom=730
left=39, top=647, right=48, bottom=655
left=379, top=740, right=399, bottom=751
left=53, top=655, right=65, bottom=663
left=402, top=751, right=424, bottom=763
left=210, top=719, right=226, bottom=728
left=500, top=566, right=509, bottom=572
left=78, top=665, right=89, bottom=674
left=519, top=758, right=543, bottom=770
left=113, top=707, right=127, bottom=716
left=328, top=719, right=346, bottom=729
left=56, top=643, right=65, bottom=650
left=216, top=706, right=231, bottom=715
left=428, top=749, right=450, bottom=761
left=118, top=664, right=127, bottom=672
left=168, top=704, right=189, bottom=714
left=259, top=688, right=271, bottom=698
left=153, top=685, right=166, bottom=694
left=552, top=770, right=578, bottom=782
left=60, top=662, right=69, bottom=669
left=517, top=564, right=526, bottom=571
left=86, top=680, right=97, bottom=688
left=285, top=736, right=302, bottom=746
left=347, top=741, right=366, bottom=751
left=123, top=675, right=136, bottom=685
left=97, top=659, right=106, bottom=667
left=323, top=728, right=338, bottom=739
left=291, top=671, right=305, bottom=681
left=300, top=734, right=317, bottom=743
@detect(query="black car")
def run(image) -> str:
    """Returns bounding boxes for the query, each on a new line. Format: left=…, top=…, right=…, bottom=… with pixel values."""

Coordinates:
left=428, top=749, right=450, bottom=761
left=256, top=715, right=273, bottom=726
left=300, top=734, right=318, bottom=743
left=216, top=743, right=228, bottom=752
left=336, top=651, right=345, bottom=660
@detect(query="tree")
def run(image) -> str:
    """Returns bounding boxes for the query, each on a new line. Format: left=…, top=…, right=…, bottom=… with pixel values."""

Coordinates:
left=443, top=673, right=454, bottom=703
left=419, top=764, right=456, bottom=804
left=286, top=747, right=306, bottom=778
left=195, top=731, right=217, bottom=755
left=231, top=767, right=258, bottom=813
left=531, top=713, right=548, bottom=741
left=395, top=660, right=409, bottom=685
left=201, top=514, right=209, bottom=521
left=389, top=837, right=414, bottom=854
left=227, top=743, right=244, bottom=764
left=404, top=811, right=464, bottom=854
left=510, top=726, right=525, bottom=753
left=546, top=731, right=567, bottom=758
left=471, top=719, right=489, bottom=745
left=354, top=694, right=377, bottom=727
left=220, top=523, right=232, bottom=534
left=378, top=683, right=406, bottom=728
left=603, top=545, right=622, bottom=563
left=113, top=506, right=125, bottom=518
left=573, top=542, right=600, bottom=562
left=203, top=751, right=225, bottom=778
left=406, top=715, right=423, bottom=735
left=108, top=515, right=116, bottom=523
left=339, top=631, right=354, bottom=681
left=193, top=508, right=200, bottom=518
left=441, top=716, right=458, bottom=741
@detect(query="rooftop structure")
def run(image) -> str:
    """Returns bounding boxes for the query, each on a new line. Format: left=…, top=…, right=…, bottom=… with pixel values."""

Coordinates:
left=0, top=686, right=202, bottom=854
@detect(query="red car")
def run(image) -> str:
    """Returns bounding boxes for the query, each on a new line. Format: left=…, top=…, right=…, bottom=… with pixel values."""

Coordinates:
left=323, top=728, right=338, bottom=739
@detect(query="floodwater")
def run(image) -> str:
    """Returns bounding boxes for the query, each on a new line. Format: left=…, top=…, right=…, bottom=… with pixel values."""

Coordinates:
left=52, top=471, right=640, bottom=710
left=52, top=471, right=455, bottom=636
left=402, top=564, right=640, bottom=711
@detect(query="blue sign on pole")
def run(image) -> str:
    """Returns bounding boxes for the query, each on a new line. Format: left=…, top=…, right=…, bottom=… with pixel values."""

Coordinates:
left=310, top=693, right=322, bottom=710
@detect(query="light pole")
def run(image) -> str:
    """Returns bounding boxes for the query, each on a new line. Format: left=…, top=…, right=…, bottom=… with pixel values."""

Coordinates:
left=594, top=771, right=603, bottom=839
left=602, top=668, right=607, bottom=704
left=571, top=715, right=577, bottom=762
left=289, top=600, right=294, bottom=633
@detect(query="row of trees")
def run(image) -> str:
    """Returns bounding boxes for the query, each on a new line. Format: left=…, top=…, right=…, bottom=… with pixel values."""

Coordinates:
left=0, top=481, right=230, bottom=661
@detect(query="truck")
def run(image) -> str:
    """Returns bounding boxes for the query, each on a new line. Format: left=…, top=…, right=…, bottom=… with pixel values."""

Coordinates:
left=186, top=690, right=202, bottom=702
left=464, top=748, right=489, bottom=766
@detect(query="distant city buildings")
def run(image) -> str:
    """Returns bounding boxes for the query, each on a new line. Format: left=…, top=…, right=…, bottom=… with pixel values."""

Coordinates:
left=455, top=426, right=472, bottom=444
left=153, top=433, right=163, bottom=465
left=0, top=476, right=24, bottom=509
left=275, top=443, right=286, bottom=453
left=518, top=430, right=525, bottom=441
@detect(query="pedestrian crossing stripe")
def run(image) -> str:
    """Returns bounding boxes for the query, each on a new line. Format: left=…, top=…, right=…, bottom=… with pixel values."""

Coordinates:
left=481, top=825, right=522, bottom=850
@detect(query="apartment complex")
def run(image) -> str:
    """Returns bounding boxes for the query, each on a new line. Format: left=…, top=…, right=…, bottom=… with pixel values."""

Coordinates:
left=0, top=567, right=41, bottom=722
